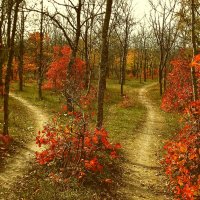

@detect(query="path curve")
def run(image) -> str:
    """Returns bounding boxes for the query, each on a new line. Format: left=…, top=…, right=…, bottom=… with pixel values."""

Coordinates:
left=0, top=93, right=48, bottom=189
left=120, top=83, right=169, bottom=200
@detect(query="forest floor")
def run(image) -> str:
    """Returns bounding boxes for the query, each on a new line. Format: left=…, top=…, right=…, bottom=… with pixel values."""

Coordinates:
left=0, top=93, right=48, bottom=197
left=0, top=81, right=178, bottom=199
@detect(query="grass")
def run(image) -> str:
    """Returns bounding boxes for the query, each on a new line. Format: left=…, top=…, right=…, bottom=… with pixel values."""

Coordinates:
left=0, top=95, right=36, bottom=170
left=104, top=79, right=148, bottom=143
left=10, top=81, right=63, bottom=116
left=146, top=83, right=181, bottom=141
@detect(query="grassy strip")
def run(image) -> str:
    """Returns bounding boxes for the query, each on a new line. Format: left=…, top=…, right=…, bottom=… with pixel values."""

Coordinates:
left=146, top=83, right=181, bottom=141
left=104, top=79, right=148, bottom=143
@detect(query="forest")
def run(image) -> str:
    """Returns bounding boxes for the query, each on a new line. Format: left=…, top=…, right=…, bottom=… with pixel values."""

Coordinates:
left=0, top=0, right=199, bottom=199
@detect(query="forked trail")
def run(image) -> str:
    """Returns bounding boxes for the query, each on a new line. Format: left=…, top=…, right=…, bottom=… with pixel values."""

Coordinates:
left=0, top=84, right=169, bottom=200
left=119, top=83, right=169, bottom=200
left=0, top=93, right=48, bottom=190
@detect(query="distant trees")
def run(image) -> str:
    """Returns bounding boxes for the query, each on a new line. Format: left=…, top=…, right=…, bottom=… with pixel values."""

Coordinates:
left=149, top=0, right=179, bottom=95
left=113, top=1, right=134, bottom=96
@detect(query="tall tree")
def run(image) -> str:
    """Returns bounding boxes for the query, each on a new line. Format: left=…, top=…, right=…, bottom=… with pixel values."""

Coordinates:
left=96, top=0, right=113, bottom=129
left=3, top=0, right=22, bottom=135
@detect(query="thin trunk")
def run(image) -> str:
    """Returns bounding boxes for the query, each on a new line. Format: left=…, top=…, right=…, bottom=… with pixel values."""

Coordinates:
left=65, top=0, right=82, bottom=111
left=18, top=6, right=25, bottom=91
left=159, top=67, right=163, bottom=96
left=0, top=0, right=5, bottom=89
left=191, top=0, right=198, bottom=101
left=96, top=0, right=113, bottom=129
left=151, top=62, right=154, bottom=80
left=86, top=69, right=92, bottom=95
left=3, top=0, right=21, bottom=135
left=163, top=65, right=167, bottom=91
left=120, top=16, right=129, bottom=96
left=84, top=24, right=90, bottom=88
left=144, top=48, right=147, bottom=82
left=38, top=0, right=43, bottom=100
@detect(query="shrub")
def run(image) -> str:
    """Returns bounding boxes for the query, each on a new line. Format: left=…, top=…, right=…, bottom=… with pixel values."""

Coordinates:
left=163, top=101, right=200, bottom=200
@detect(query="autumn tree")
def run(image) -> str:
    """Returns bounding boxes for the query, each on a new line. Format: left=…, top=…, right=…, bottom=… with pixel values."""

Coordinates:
left=149, top=0, right=179, bottom=95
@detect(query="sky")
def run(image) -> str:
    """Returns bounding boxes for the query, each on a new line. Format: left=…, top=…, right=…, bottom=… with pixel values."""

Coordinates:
left=25, top=0, right=152, bottom=33
left=132, top=0, right=151, bottom=21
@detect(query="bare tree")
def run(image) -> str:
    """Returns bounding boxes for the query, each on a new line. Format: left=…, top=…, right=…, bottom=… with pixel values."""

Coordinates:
left=112, top=0, right=134, bottom=96
left=149, top=0, right=178, bottom=95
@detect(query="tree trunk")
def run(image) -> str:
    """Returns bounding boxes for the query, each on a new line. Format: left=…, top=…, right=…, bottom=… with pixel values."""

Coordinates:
left=144, top=48, right=147, bottom=82
left=96, top=0, right=113, bottom=129
left=191, top=0, right=198, bottom=101
left=0, top=43, right=4, bottom=95
left=159, top=67, right=163, bottom=96
left=65, top=0, right=82, bottom=112
left=38, top=0, right=44, bottom=100
left=84, top=23, right=90, bottom=89
left=120, top=16, right=129, bottom=96
left=0, top=0, right=5, bottom=89
left=18, top=5, right=25, bottom=91
left=3, top=0, right=21, bottom=135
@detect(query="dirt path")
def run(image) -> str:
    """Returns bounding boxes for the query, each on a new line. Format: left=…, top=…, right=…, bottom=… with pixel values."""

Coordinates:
left=120, top=83, right=169, bottom=200
left=0, top=93, right=48, bottom=190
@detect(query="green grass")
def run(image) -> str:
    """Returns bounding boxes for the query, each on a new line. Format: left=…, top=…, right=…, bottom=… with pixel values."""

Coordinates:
left=0, top=97, right=34, bottom=141
left=11, top=81, right=63, bottom=116
left=146, top=83, right=181, bottom=141
left=104, top=79, right=148, bottom=143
